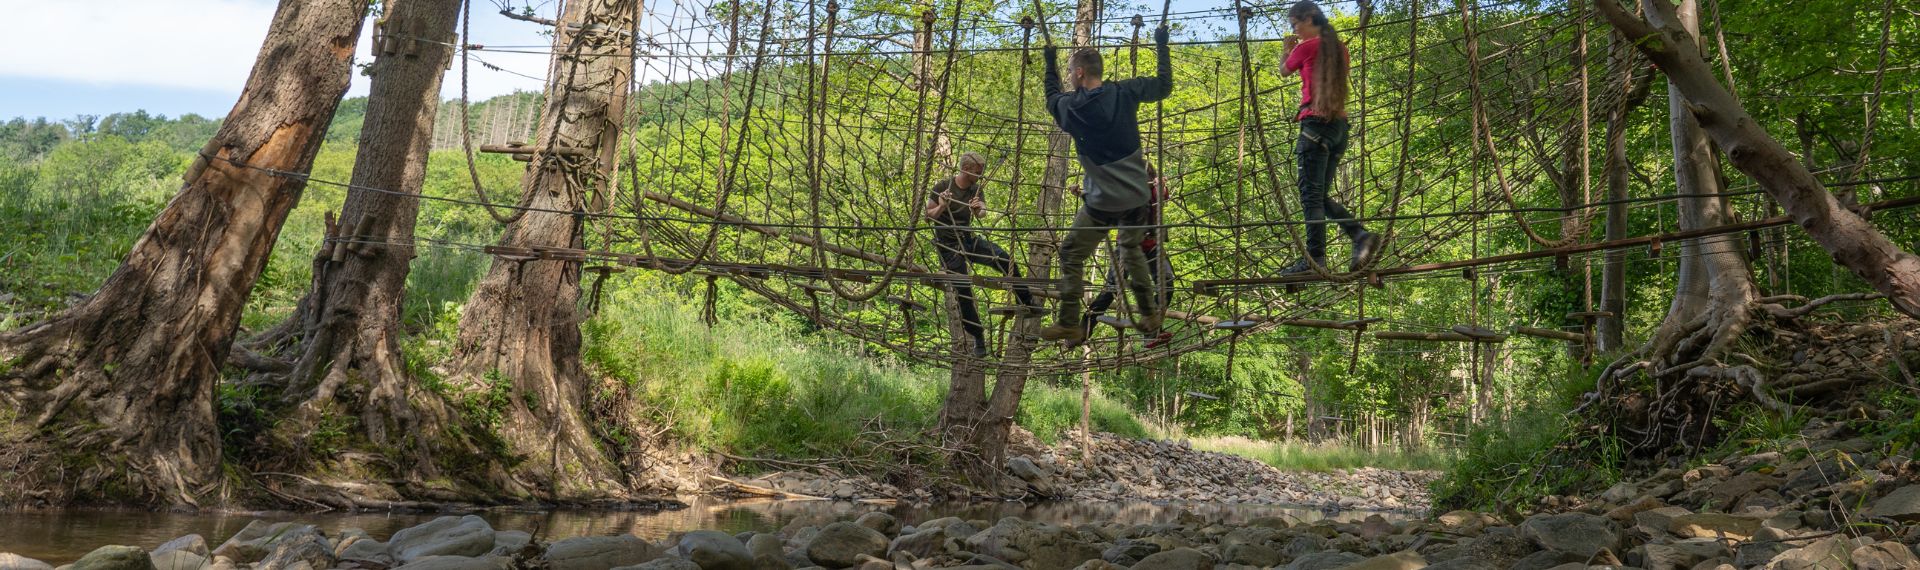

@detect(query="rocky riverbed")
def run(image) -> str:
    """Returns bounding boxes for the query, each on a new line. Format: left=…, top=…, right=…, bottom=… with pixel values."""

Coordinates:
left=728, top=434, right=1434, bottom=512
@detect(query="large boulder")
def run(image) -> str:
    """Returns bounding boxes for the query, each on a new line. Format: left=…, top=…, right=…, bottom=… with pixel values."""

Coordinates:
left=489, top=531, right=532, bottom=557
left=677, top=531, right=753, bottom=570
left=804, top=522, right=889, bottom=569
left=1518, top=512, right=1620, bottom=558
left=211, top=521, right=317, bottom=563
left=1007, top=456, right=1050, bottom=483
left=146, top=550, right=208, bottom=570
left=1102, top=539, right=1162, bottom=565
left=543, top=535, right=662, bottom=570
left=1129, top=548, right=1212, bottom=570
left=0, top=554, right=54, bottom=570
left=1223, top=543, right=1282, bottom=567
left=1766, top=535, right=1856, bottom=570
left=337, top=539, right=389, bottom=564
left=66, top=546, right=155, bottom=570
left=388, top=516, right=497, bottom=564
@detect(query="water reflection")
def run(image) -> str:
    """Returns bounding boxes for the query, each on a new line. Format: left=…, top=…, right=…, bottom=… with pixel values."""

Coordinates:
left=0, top=498, right=1411, bottom=564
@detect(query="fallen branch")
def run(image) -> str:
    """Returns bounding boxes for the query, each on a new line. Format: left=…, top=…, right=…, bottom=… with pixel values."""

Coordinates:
left=705, top=475, right=829, bottom=501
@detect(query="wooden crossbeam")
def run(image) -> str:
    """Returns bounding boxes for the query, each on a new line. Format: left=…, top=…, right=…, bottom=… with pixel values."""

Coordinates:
left=1513, top=326, right=1588, bottom=342
left=1373, top=330, right=1504, bottom=343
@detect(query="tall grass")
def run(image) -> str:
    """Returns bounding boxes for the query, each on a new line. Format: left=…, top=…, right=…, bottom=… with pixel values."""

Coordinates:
left=1191, top=436, right=1455, bottom=472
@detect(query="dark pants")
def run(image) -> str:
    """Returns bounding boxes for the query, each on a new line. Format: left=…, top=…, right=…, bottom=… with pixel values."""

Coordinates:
left=1057, top=205, right=1157, bottom=327
left=1297, top=116, right=1367, bottom=260
left=1087, top=243, right=1172, bottom=323
left=936, top=228, right=1035, bottom=346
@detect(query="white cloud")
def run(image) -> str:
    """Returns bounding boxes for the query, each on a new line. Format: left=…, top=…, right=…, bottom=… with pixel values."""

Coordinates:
left=0, top=0, right=279, bottom=92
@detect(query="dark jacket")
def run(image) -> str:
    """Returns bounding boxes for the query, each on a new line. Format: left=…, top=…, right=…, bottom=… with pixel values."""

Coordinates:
left=1043, top=38, right=1172, bottom=212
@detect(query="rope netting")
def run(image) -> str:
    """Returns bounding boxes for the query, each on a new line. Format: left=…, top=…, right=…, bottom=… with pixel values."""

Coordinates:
left=276, top=0, right=1916, bottom=375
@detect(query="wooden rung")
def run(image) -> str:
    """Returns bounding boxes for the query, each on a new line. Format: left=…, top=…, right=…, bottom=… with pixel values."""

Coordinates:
left=1339, top=317, right=1386, bottom=329
left=1184, top=390, right=1221, bottom=401
left=1567, top=311, right=1615, bottom=319
left=1374, top=331, right=1503, bottom=343
left=795, top=282, right=832, bottom=294
left=478, top=143, right=587, bottom=156
left=1280, top=318, right=1361, bottom=330
left=1096, top=315, right=1134, bottom=329
left=731, top=267, right=770, bottom=279
left=1450, top=325, right=1507, bottom=342
left=987, top=306, right=1024, bottom=317
left=484, top=245, right=534, bottom=257
left=886, top=295, right=928, bottom=312
left=1514, top=326, right=1589, bottom=342
left=1213, top=319, right=1259, bottom=331
left=1193, top=283, right=1219, bottom=297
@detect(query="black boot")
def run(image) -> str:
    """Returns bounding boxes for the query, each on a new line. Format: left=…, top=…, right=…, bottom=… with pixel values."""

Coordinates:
left=1350, top=232, right=1384, bottom=272
left=1279, top=257, right=1328, bottom=276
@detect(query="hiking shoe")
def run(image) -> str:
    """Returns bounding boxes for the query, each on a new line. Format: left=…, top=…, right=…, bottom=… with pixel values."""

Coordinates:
left=1135, top=312, right=1165, bottom=335
left=1350, top=232, right=1385, bottom=272
left=971, top=338, right=989, bottom=359
left=1278, top=258, right=1327, bottom=276
left=1142, top=330, right=1174, bottom=349
left=1080, top=313, right=1098, bottom=339
left=1039, top=323, right=1087, bottom=347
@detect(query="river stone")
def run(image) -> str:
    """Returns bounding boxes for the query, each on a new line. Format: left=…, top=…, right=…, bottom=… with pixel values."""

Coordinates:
left=544, top=535, right=662, bottom=570
left=612, top=558, right=702, bottom=570
left=211, top=521, right=316, bottom=563
left=1129, top=548, right=1211, bottom=570
left=1223, top=543, right=1282, bottom=567
left=747, top=533, right=784, bottom=559
left=1767, top=535, right=1854, bottom=570
left=388, top=516, right=496, bottom=563
left=805, top=522, right=889, bottom=569
left=1634, top=506, right=1694, bottom=537
left=1505, top=550, right=1584, bottom=570
left=1335, top=551, right=1426, bottom=570
left=1007, top=456, right=1049, bottom=483
left=256, top=526, right=334, bottom=570
left=854, top=512, right=900, bottom=537
left=1519, top=512, right=1620, bottom=557
left=1069, top=561, right=1123, bottom=570
left=888, top=528, right=945, bottom=559
left=1733, top=541, right=1793, bottom=567
left=1102, top=539, right=1161, bottom=565
left=488, top=531, right=532, bottom=557
left=1867, top=485, right=1920, bottom=522
left=1634, top=538, right=1730, bottom=570
left=153, top=536, right=209, bottom=559
left=337, top=539, right=388, bottom=563
left=1284, top=551, right=1364, bottom=570
left=677, top=531, right=752, bottom=570
left=1668, top=512, right=1764, bottom=541
left=67, top=546, right=154, bottom=570
left=1850, top=541, right=1920, bottom=570
left=0, top=554, right=54, bottom=570
left=393, top=555, right=515, bottom=570
left=147, top=550, right=208, bottom=570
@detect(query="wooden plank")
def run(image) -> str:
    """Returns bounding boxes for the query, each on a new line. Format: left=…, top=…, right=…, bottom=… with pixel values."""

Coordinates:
left=1374, top=331, right=1482, bottom=343
left=478, top=143, right=587, bottom=156
left=1514, top=326, right=1588, bottom=342
left=1213, top=319, right=1259, bottom=331
left=1451, top=325, right=1507, bottom=342
left=1567, top=310, right=1615, bottom=319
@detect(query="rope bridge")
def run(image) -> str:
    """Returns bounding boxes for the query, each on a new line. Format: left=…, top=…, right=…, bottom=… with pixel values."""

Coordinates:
left=278, top=0, right=1917, bottom=375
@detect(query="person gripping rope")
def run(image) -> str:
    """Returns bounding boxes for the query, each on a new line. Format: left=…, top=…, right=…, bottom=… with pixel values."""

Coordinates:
left=927, top=152, right=1042, bottom=358
left=1278, top=0, right=1384, bottom=275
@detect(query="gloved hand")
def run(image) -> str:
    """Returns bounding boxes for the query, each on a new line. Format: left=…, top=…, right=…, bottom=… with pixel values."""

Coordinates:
left=1043, top=43, right=1058, bottom=61
left=1154, top=24, right=1169, bottom=45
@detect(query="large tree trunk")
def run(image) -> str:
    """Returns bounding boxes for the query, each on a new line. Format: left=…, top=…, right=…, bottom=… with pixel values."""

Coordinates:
left=1598, top=0, right=1920, bottom=318
left=252, top=0, right=475, bottom=482
left=0, top=0, right=370, bottom=507
left=450, top=0, right=637, bottom=500
left=1597, top=37, right=1652, bottom=353
left=937, top=0, right=1093, bottom=483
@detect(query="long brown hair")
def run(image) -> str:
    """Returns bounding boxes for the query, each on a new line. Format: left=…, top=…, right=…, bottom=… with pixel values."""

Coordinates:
left=1289, top=1, right=1348, bottom=118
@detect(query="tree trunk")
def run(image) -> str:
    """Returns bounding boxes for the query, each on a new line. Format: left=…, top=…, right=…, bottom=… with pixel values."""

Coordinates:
left=1599, top=0, right=1920, bottom=318
left=255, top=0, right=475, bottom=481
left=450, top=0, right=637, bottom=499
left=0, top=0, right=370, bottom=507
left=1598, top=38, right=1651, bottom=353
left=937, top=0, right=1091, bottom=482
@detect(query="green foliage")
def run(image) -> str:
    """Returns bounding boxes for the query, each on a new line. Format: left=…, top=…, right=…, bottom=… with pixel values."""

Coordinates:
left=1432, top=359, right=1621, bottom=510
left=464, top=369, right=515, bottom=433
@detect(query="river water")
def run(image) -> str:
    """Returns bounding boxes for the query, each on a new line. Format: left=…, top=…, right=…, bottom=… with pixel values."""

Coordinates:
left=1, top=498, right=1411, bottom=564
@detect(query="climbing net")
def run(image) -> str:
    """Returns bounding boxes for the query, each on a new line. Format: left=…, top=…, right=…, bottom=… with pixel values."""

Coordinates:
left=301, top=0, right=1916, bottom=375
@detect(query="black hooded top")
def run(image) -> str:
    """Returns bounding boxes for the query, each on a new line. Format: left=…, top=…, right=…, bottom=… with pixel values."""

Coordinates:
left=1043, top=34, right=1173, bottom=212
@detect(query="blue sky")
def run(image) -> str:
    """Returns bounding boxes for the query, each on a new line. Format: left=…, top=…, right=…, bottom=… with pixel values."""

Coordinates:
left=1, top=0, right=1278, bottom=122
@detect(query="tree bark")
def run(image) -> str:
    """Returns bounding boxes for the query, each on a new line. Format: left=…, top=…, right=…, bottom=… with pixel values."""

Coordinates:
left=0, top=0, right=370, bottom=507
left=450, top=0, right=638, bottom=499
left=937, top=0, right=1092, bottom=482
left=1598, top=38, right=1652, bottom=353
left=1598, top=0, right=1920, bottom=318
left=254, top=0, right=475, bottom=481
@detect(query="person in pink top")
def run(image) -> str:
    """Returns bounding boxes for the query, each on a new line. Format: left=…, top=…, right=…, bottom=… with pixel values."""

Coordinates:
left=1279, top=0, right=1383, bottom=275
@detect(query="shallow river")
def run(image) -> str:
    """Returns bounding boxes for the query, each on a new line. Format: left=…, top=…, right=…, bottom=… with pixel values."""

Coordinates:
left=1, top=498, right=1411, bottom=564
